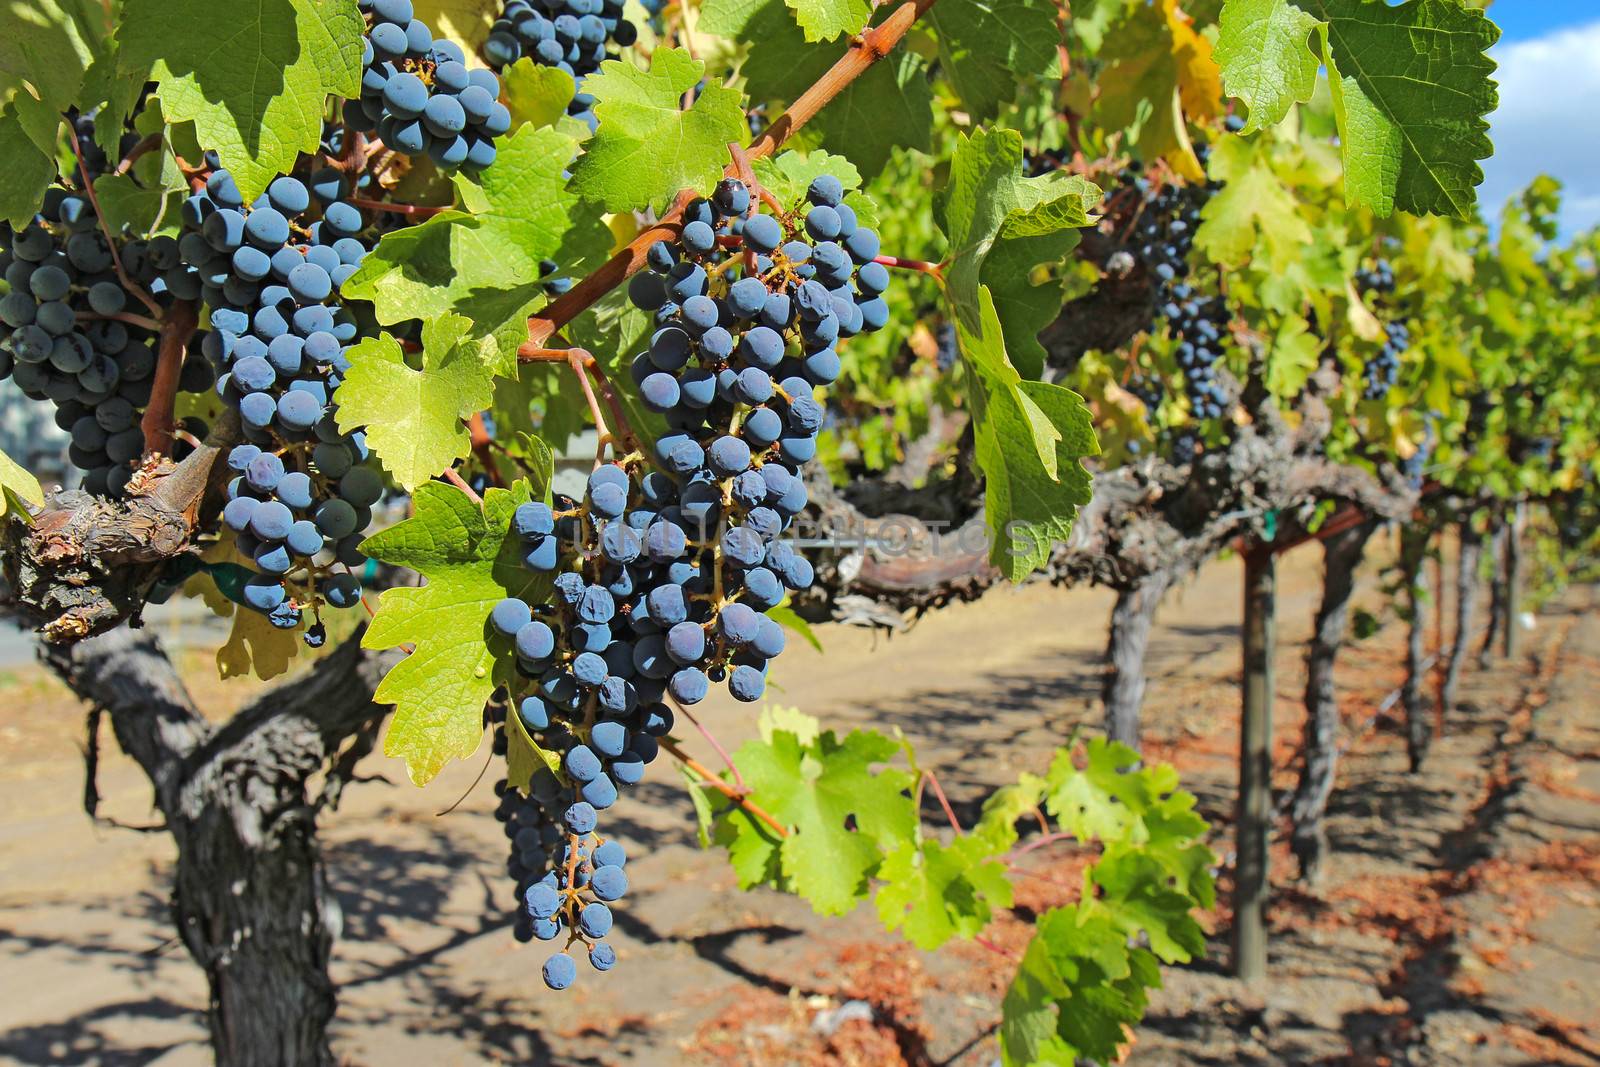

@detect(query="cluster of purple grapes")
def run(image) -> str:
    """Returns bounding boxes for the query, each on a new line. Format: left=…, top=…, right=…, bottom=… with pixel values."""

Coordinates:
left=487, top=175, right=892, bottom=987
left=350, top=0, right=510, bottom=172
left=1355, top=260, right=1407, bottom=402
left=522, top=795, right=628, bottom=988
left=0, top=117, right=214, bottom=495
left=180, top=168, right=381, bottom=640
left=483, top=0, right=637, bottom=131
left=1163, top=286, right=1231, bottom=421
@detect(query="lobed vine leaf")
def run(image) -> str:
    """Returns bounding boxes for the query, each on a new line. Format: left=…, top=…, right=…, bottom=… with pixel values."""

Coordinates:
left=118, top=0, right=365, bottom=203
left=874, top=834, right=1013, bottom=950
left=567, top=47, right=747, bottom=211
left=335, top=314, right=497, bottom=491
left=360, top=481, right=543, bottom=785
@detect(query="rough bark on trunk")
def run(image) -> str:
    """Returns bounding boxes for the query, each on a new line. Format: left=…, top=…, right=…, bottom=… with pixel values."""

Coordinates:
left=1441, top=521, right=1483, bottom=713
left=1233, top=545, right=1276, bottom=983
left=1101, top=567, right=1175, bottom=748
left=1400, top=528, right=1432, bottom=772
left=1479, top=519, right=1507, bottom=667
left=1289, top=521, right=1373, bottom=884
left=1503, top=501, right=1525, bottom=661
left=41, top=626, right=399, bottom=1066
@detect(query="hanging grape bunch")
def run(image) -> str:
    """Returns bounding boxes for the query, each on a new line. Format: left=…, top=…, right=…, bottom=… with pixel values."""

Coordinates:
left=0, top=116, right=215, bottom=497
left=481, top=0, right=639, bottom=131
left=1162, top=286, right=1231, bottom=421
left=1355, top=259, right=1408, bottom=401
left=349, top=0, right=510, bottom=172
left=179, top=167, right=381, bottom=642
left=483, top=174, right=891, bottom=987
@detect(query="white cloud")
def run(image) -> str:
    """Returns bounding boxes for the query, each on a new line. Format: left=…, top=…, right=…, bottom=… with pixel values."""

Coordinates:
left=1480, top=20, right=1600, bottom=238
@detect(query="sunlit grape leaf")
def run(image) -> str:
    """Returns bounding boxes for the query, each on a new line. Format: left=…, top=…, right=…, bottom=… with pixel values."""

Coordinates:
left=973, top=770, right=1050, bottom=852
left=502, top=58, right=577, bottom=132
left=361, top=481, right=543, bottom=785
left=730, top=725, right=917, bottom=914
left=0, top=0, right=111, bottom=224
left=335, top=314, right=496, bottom=490
left=999, top=904, right=1157, bottom=1066
left=119, top=0, right=365, bottom=203
left=342, top=124, right=608, bottom=372
left=1192, top=135, right=1311, bottom=274
left=567, top=48, right=746, bottom=212
left=1164, top=0, right=1223, bottom=123
left=681, top=765, right=720, bottom=848
left=505, top=697, right=563, bottom=791
left=937, top=127, right=1099, bottom=372
left=1092, top=851, right=1209, bottom=962
left=1093, top=0, right=1206, bottom=180
left=0, top=446, right=42, bottom=522
left=927, top=0, right=1061, bottom=122
left=413, top=0, right=498, bottom=58
left=1265, top=313, right=1322, bottom=397
left=183, top=539, right=303, bottom=680
left=875, top=834, right=1013, bottom=950
left=1216, top=0, right=1499, bottom=217
left=1214, top=0, right=1321, bottom=132
left=756, top=705, right=822, bottom=745
left=751, top=149, right=879, bottom=229
left=785, top=0, right=869, bottom=42
left=956, top=288, right=1098, bottom=581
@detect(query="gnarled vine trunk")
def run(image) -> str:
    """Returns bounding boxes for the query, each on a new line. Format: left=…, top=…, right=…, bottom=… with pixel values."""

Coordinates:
left=1441, top=521, right=1483, bottom=713
left=1289, top=521, right=1374, bottom=884
left=41, top=626, right=399, bottom=1066
left=1101, top=567, right=1175, bottom=748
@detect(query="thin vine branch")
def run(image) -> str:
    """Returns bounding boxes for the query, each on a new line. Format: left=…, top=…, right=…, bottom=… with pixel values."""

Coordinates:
left=660, top=735, right=788, bottom=838
left=518, top=0, right=941, bottom=352
left=67, top=124, right=165, bottom=320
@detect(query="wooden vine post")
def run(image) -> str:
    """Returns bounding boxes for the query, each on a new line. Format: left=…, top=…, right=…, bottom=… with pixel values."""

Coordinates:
left=1233, top=539, right=1277, bottom=983
left=1503, top=500, right=1525, bottom=660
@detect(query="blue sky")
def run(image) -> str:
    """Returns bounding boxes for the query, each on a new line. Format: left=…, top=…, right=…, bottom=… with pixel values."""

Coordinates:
left=1478, top=1, right=1600, bottom=237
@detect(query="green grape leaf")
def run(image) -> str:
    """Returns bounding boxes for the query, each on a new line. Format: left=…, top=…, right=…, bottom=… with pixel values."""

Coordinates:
left=412, top=0, right=497, bottom=59
left=1092, top=0, right=1207, bottom=181
left=0, top=0, right=112, bottom=225
left=1215, top=0, right=1499, bottom=217
left=505, top=696, right=563, bottom=791
left=1314, top=0, right=1498, bottom=217
left=567, top=48, right=746, bottom=212
left=1092, top=851, right=1209, bottom=963
left=334, top=314, right=496, bottom=490
left=741, top=4, right=933, bottom=178
left=973, top=770, right=1050, bottom=852
left=785, top=0, right=869, bottom=41
left=927, top=0, right=1062, bottom=122
left=751, top=149, right=878, bottom=229
left=730, top=725, right=917, bottom=914
left=119, top=0, right=365, bottom=203
left=682, top=766, right=721, bottom=848
left=957, top=287, right=1097, bottom=581
left=1192, top=135, right=1312, bottom=273
left=0, top=446, right=44, bottom=521
left=360, top=481, right=542, bottom=785
left=714, top=805, right=786, bottom=889
left=502, top=58, right=577, bottom=132
left=999, top=904, right=1155, bottom=1066
left=1265, top=313, right=1322, bottom=397
left=341, top=123, right=608, bottom=371
left=936, top=126, right=1099, bottom=377
left=90, top=174, right=182, bottom=237
left=1214, top=0, right=1321, bottom=133
left=874, top=833, right=1013, bottom=950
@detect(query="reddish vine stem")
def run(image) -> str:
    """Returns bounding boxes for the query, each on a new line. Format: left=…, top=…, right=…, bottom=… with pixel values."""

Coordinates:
left=518, top=0, right=940, bottom=353
left=441, top=466, right=483, bottom=505
left=467, top=413, right=506, bottom=488
left=67, top=125, right=165, bottom=320
left=874, top=253, right=944, bottom=277
left=1007, top=831, right=1078, bottom=860
left=139, top=300, right=198, bottom=458
left=660, top=736, right=789, bottom=838
left=973, top=935, right=1018, bottom=960
left=923, top=768, right=965, bottom=835
left=668, top=695, right=745, bottom=788
left=346, top=197, right=449, bottom=219
left=563, top=349, right=613, bottom=466
left=114, top=132, right=163, bottom=177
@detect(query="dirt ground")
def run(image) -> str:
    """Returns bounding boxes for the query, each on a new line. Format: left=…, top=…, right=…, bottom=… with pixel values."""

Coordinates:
left=1, top=537, right=1596, bottom=1067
